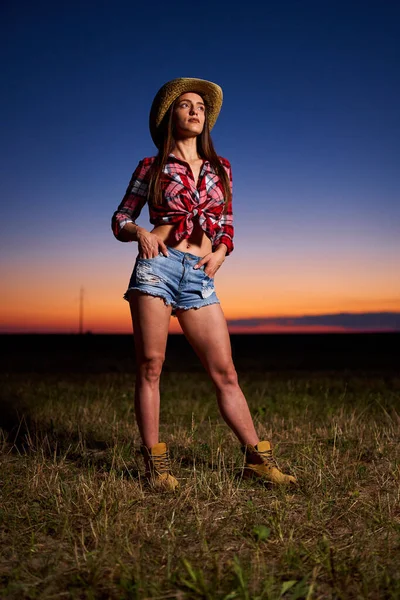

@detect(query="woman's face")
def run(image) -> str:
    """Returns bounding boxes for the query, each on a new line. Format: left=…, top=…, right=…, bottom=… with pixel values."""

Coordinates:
left=172, top=92, right=206, bottom=139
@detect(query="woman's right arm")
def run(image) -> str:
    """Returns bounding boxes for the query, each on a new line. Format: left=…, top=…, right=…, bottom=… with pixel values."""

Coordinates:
left=111, top=159, right=169, bottom=257
left=111, top=159, right=150, bottom=242
left=115, top=221, right=148, bottom=242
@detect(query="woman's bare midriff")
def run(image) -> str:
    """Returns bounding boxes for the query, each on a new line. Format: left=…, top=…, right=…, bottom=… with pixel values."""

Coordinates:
left=149, top=221, right=212, bottom=257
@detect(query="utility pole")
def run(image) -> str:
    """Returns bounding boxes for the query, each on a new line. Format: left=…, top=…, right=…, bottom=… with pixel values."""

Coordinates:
left=79, top=286, right=84, bottom=334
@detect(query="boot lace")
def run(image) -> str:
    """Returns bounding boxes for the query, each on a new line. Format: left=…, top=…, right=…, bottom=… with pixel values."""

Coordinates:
left=256, top=447, right=279, bottom=469
left=150, top=449, right=171, bottom=474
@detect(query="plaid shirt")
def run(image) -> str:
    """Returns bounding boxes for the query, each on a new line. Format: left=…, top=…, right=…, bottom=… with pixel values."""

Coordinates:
left=111, top=153, right=234, bottom=255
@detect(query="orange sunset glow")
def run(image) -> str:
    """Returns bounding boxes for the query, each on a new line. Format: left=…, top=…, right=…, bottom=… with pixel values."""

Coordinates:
left=2, top=246, right=399, bottom=333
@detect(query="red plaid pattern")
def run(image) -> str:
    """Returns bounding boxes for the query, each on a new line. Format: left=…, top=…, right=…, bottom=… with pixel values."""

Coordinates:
left=111, top=153, right=234, bottom=255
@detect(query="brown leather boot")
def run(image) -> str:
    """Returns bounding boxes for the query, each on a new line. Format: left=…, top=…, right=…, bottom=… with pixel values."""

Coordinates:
left=241, top=440, right=297, bottom=485
left=140, top=442, right=179, bottom=491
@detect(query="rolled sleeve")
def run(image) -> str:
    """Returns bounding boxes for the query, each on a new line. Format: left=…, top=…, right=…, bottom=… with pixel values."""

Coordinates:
left=111, top=160, right=149, bottom=241
left=213, top=161, right=234, bottom=255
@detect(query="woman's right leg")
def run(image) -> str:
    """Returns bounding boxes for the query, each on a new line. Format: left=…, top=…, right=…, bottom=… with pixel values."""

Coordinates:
left=129, top=291, right=172, bottom=448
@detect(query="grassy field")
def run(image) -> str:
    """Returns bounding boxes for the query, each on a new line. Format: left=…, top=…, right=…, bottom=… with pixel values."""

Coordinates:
left=1, top=369, right=400, bottom=599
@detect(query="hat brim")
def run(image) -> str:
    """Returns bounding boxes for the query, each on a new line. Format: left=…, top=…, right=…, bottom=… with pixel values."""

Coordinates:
left=149, top=77, right=223, bottom=147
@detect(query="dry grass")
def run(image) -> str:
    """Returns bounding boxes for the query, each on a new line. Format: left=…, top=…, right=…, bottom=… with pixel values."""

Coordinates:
left=1, top=370, right=400, bottom=599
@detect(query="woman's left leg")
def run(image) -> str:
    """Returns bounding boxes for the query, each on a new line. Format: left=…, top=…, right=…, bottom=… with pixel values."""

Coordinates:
left=176, top=303, right=297, bottom=485
left=176, top=303, right=259, bottom=446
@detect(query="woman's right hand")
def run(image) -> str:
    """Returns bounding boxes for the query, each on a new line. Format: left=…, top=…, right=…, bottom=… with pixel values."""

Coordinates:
left=137, top=231, right=169, bottom=259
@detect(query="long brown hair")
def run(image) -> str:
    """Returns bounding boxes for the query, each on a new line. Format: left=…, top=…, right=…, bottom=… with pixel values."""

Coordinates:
left=147, top=95, right=231, bottom=213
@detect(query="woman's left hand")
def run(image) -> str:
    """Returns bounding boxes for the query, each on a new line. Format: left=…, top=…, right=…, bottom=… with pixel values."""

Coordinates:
left=194, top=248, right=227, bottom=278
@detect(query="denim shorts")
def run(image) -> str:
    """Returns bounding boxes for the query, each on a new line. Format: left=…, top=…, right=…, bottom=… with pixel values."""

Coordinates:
left=123, top=245, right=220, bottom=317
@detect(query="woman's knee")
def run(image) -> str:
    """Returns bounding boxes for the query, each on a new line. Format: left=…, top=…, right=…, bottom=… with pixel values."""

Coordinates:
left=136, top=355, right=165, bottom=383
left=210, top=362, right=239, bottom=389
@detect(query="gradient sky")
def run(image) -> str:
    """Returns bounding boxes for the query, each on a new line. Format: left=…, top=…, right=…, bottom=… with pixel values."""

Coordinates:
left=1, top=0, right=399, bottom=334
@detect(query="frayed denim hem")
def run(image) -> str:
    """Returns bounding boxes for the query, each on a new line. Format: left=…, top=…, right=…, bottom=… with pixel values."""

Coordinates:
left=124, top=288, right=220, bottom=317
left=123, top=288, right=175, bottom=310
left=171, top=299, right=221, bottom=318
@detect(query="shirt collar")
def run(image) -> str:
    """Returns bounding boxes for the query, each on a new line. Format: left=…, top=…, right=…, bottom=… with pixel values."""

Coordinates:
left=168, top=153, right=211, bottom=171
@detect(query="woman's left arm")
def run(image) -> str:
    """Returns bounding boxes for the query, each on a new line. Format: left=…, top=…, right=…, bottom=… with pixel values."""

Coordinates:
left=194, top=161, right=234, bottom=276
left=212, top=160, right=234, bottom=256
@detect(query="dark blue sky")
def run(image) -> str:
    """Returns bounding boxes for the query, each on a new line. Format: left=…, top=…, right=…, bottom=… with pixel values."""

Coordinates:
left=1, top=0, right=399, bottom=332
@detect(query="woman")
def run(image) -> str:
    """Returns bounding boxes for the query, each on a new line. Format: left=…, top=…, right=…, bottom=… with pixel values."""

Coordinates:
left=112, top=77, right=296, bottom=491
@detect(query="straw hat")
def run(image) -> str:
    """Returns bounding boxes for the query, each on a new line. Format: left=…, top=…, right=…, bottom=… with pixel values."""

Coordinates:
left=149, top=77, right=223, bottom=147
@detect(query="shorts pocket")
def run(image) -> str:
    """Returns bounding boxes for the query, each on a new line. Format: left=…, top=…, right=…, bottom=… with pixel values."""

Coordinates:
left=200, top=266, right=214, bottom=279
left=137, top=252, right=162, bottom=261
